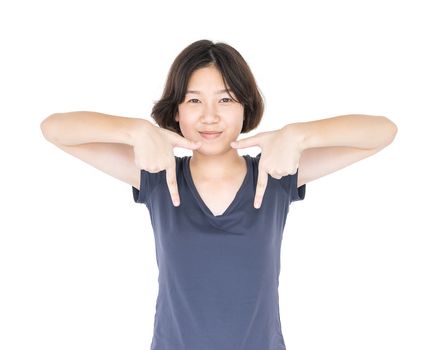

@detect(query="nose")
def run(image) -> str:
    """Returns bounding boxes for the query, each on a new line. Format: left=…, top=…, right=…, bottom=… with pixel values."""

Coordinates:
left=200, top=102, right=220, bottom=123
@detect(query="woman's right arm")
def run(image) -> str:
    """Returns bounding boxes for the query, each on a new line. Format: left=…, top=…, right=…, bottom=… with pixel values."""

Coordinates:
left=40, top=111, right=201, bottom=206
left=40, top=111, right=154, bottom=190
left=40, top=111, right=150, bottom=146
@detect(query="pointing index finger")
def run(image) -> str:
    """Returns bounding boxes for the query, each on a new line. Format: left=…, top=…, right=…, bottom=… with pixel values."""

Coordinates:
left=254, top=165, right=268, bottom=209
left=165, top=162, right=180, bottom=207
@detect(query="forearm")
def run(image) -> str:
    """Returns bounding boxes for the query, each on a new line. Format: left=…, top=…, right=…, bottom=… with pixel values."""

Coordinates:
left=283, top=114, right=398, bottom=151
left=40, top=111, right=153, bottom=146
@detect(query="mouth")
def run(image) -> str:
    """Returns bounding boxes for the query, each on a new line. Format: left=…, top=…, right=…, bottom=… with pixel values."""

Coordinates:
left=199, top=131, right=223, bottom=140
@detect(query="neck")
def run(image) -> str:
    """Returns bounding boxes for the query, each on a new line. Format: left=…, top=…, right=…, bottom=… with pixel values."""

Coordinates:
left=189, top=149, right=245, bottom=180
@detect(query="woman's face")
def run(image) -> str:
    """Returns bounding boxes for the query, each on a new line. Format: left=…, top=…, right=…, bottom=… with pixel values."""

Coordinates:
left=175, top=65, right=244, bottom=155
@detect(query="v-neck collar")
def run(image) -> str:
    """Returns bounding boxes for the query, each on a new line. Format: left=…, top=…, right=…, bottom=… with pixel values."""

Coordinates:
left=184, top=155, right=251, bottom=219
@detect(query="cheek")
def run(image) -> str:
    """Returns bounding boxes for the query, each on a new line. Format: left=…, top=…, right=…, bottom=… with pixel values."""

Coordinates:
left=178, top=120, right=197, bottom=139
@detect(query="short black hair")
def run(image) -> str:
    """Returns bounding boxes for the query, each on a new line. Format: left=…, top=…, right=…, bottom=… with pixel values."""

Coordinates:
left=151, top=39, right=265, bottom=136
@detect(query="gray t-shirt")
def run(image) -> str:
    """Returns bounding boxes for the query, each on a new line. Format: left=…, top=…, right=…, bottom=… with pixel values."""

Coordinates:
left=132, top=152, right=306, bottom=350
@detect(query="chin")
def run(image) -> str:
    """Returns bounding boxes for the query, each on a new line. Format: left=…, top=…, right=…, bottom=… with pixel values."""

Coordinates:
left=194, top=143, right=234, bottom=156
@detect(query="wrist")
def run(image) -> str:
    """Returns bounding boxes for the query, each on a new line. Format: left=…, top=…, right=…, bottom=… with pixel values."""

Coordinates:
left=281, top=122, right=308, bottom=152
left=128, top=118, right=155, bottom=145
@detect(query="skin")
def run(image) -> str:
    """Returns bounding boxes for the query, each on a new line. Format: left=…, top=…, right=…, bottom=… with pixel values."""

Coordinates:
left=175, top=65, right=247, bottom=182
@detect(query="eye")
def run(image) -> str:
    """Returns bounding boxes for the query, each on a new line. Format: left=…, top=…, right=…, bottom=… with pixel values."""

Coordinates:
left=186, top=97, right=233, bottom=103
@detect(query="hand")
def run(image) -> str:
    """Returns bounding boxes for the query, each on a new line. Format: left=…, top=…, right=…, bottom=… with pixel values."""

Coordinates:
left=132, top=122, right=202, bottom=207
left=231, top=125, right=304, bottom=209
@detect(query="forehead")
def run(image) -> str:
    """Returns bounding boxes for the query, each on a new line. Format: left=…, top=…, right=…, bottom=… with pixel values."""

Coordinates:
left=186, top=66, right=233, bottom=95
left=188, top=66, right=225, bottom=85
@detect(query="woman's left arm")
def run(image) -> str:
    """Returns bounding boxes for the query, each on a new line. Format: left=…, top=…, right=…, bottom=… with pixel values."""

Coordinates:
left=283, top=114, right=398, bottom=188
left=287, top=114, right=398, bottom=151
left=232, top=114, right=398, bottom=209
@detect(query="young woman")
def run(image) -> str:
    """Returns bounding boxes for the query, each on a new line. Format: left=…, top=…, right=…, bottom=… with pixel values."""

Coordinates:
left=40, top=39, right=398, bottom=350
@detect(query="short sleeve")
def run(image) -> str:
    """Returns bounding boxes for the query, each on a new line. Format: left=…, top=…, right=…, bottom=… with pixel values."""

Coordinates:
left=281, top=168, right=306, bottom=203
left=132, top=168, right=164, bottom=205
left=255, top=152, right=306, bottom=204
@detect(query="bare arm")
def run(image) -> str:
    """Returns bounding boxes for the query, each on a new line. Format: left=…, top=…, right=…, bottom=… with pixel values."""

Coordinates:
left=40, top=111, right=153, bottom=189
left=40, top=111, right=200, bottom=206
left=40, top=111, right=153, bottom=146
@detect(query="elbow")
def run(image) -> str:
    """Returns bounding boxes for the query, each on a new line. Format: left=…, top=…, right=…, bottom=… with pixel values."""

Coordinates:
left=384, top=116, right=398, bottom=134
left=40, top=117, right=50, bottom=140
left=40, top=113, right=61, bottom=142
left=386, top=117, right=398, bottom=139
left=382, top=116, right=398, bottom=146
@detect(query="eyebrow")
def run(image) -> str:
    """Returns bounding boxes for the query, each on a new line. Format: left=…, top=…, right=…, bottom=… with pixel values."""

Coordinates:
left=185, top=89, right=233, bottom=95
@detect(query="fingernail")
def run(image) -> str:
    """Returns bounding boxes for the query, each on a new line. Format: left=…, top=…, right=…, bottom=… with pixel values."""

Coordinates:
left=254, top=200, right=261, bottom=208
left=174, top=199, right=179, bottom=206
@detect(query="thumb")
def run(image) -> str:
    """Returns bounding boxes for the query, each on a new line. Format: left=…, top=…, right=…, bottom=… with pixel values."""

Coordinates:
left=231, top=134, right=260, bottom=149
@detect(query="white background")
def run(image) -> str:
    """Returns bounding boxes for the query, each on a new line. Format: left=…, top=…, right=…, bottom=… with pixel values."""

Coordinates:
left=1, top=0, right=431, bottom=349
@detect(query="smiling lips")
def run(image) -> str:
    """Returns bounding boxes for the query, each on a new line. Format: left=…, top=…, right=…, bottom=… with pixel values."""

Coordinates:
left=199, top=131, right=223, bottom=140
